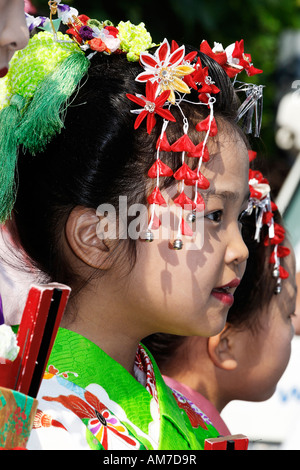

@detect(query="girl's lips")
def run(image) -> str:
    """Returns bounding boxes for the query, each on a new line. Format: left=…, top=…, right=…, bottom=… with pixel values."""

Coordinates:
left=0, top=67, right=8, bottom=78
left=211, top=278, right=240, bottom=306
left=211, top=290, right=234, bottom=306
left=215, top=278, right=241, bottom=290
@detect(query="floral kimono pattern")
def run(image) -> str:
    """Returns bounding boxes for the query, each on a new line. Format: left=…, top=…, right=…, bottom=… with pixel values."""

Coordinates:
left=27, top=328, right=219, bottom=450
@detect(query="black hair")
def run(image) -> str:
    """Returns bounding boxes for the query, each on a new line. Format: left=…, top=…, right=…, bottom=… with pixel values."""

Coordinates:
left=13, top=44, right=243, bottom=295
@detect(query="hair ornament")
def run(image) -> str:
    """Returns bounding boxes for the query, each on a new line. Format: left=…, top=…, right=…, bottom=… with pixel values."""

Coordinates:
left=235, top=82, right=264, bottom=137
left=135, top=39, right=195, bottom=104
left=0, top=3, right=155, bottom=224
left=199, top=39, right=262, bottom=78
left=199, top=39, right=264, bottom=137
left=128, top=35, right=264, bottom=249
left=126, top=81, right=176, bottom=134
left=26, top=2, right=155, bottom=61
left=0, top=28, right=87, bottom=223
left=127, top=38, right=222, bottom=249
left=246, top=151, right=290, bottom=294
left=0, top=1, right=263, bottom=254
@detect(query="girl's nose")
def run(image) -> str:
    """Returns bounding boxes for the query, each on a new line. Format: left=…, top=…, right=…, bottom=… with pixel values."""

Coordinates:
left=225, top=225, right=249, bottom=266
left=0, top=2, right=29, bottom=53
left=0, top=25, right=29, bottom=52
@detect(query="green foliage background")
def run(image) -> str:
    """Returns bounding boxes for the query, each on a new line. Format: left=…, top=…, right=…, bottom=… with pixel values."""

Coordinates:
left=32, top=0, right=300, bottom=190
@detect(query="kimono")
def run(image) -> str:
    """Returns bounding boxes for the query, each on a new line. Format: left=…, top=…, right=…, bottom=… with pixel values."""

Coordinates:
left=163, top=376, right=231, bottom=436
left=27, top=328, right=219, bottom=450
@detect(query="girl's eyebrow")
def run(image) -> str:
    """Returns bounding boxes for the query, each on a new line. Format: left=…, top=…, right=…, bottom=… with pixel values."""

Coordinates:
left=202, top=189, right=250, bottom=203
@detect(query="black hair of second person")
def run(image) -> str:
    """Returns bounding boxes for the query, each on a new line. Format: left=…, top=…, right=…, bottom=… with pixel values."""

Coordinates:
left=142, top=206, right=286, bottom=369
left=12, top=42, right=244, bottom=297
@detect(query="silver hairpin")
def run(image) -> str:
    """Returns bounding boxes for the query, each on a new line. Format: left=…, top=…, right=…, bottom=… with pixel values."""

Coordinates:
left=235, top=82, right=264, bottom=137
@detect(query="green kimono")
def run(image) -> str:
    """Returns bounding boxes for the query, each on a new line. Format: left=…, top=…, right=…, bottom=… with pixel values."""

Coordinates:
left=27, top=328, right=219, bottom=450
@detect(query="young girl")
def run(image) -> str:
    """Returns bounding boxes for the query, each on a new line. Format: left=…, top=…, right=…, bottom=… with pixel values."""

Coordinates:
left=0, top=2, right=259, bottom=450
left=144, top=186, right=296, bottom=437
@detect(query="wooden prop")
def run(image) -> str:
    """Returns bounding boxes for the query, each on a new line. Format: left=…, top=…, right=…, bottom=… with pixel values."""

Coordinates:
left=0, top=283, right=71, bottom=397
left=204, top=434, right=249, bottom=450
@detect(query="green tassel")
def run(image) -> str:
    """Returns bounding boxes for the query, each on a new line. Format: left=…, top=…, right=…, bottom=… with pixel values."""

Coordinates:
left=17, top=51, right=90, bottom=155
left=0, top=95, right=27, bottom=223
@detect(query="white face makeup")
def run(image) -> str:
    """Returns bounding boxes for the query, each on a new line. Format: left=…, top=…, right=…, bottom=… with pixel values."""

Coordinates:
left=0, top=0, right=29, bottom=77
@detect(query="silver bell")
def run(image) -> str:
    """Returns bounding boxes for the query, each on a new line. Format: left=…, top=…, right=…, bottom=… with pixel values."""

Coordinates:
left=144, top=229, right=154, bottom=242
left=173, top=238, right=183, bottom=250
left=272, top=267, right=280, bottom=278
left=187, top=211, right=196, bottom=223
left=274, top=283, right=282, bottom=295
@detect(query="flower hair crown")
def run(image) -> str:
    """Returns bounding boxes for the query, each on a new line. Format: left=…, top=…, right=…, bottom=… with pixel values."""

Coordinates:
left=1, top=1, right=265, bottom=252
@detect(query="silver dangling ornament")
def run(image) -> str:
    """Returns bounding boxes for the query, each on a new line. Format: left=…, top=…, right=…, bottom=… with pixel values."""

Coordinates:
left=172, top=238, right=183, bottom=250
left=144, top=229, right=154, bottom=242
left=272, top=267, right=280, bottom=278
left=274, top=280, right=282, bottom=295
left=187, top=211, right=196, bottom=223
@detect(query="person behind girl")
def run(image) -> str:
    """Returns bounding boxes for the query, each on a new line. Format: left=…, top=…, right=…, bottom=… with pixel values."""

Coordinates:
left=0, top=0, right=29, bottom=78
left=143, top=183, right=297, bottom=437
left=0, top=1, right=38, bottom=325
left=0, top=0, right=29, bottom=314
left=0, top=3, right=260, bottom=450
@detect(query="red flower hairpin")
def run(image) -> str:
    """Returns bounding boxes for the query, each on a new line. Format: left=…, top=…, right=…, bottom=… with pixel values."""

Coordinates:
left=127, top=37, right=263, bottom=250
left=127, top=38, right=221, bottom=248
left=126, top=81, right=176, bottom=134
left=200, top=39, right=262, bottom=78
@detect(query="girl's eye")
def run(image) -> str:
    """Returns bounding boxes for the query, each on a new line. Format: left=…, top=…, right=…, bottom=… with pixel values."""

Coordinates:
left=205, top=210, right=223, bottom=223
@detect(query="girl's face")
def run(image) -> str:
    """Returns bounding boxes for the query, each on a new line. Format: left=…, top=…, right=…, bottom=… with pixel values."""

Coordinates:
left=119, top=127, right=250, bottom=339
left=0, top=0, right=29, bottom=77
left=230, top=246, right=296, bottom=402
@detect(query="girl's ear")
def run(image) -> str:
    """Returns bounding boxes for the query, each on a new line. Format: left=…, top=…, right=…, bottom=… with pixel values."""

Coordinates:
left=65, top=206, right=115, bottom=270
left=207, top=325, right=238, bottom=371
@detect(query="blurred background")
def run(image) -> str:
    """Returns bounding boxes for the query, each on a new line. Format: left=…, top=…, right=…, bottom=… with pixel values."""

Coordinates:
left=27, top=0, right=300, bottom=449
